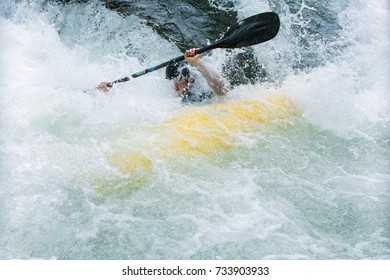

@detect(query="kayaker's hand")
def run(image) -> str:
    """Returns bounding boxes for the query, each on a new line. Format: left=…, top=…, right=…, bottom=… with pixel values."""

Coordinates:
left=185, top=48, right=201, bottom=67
left=97, top=81, right=110, bottom=92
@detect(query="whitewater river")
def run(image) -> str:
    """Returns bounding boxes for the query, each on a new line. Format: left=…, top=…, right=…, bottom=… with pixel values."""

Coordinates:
left=0, top=0, right=389, bottom=259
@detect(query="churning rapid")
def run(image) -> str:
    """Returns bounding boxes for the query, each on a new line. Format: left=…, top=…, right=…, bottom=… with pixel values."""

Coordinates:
left=0, top=0, right=389, bottom=259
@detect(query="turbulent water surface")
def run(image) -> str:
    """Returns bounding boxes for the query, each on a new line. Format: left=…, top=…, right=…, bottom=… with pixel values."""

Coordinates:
left=0, top=0, right=389, bottom=259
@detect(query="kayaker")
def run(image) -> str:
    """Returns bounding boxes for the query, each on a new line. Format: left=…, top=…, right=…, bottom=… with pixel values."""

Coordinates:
left=97, top=48, right=229, bottom=103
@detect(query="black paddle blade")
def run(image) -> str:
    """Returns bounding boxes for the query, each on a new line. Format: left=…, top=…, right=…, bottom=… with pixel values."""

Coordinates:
left=219, top=12, right=280, bottom=49
left=101, top=11, right=280, bottom=85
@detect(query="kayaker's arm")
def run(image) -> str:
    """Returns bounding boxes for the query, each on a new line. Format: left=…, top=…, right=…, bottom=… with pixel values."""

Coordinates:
left=185, top=48, right=229, bottom=96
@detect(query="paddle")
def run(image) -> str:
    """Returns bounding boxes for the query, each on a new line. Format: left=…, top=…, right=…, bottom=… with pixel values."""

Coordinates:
left=105, top=12, right=280, bottom=88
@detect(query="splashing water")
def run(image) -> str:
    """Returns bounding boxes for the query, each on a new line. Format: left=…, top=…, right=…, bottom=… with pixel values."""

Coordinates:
left=0, top=0, right=389, bottom=259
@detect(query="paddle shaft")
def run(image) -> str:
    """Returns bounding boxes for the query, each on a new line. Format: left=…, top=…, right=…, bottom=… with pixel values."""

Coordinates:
left=106, top=12, right=279, bottom=87
left=107, top=44, right=218, bottom=87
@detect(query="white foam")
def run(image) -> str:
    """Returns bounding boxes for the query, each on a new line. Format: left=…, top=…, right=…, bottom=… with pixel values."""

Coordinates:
left=1, top=0, right=389, bottom=260
left=277, top=0, right=390, bottom=139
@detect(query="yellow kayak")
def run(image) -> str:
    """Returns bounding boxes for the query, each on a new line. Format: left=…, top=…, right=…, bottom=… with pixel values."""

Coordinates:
left=108, top=93, right=299, bottom=175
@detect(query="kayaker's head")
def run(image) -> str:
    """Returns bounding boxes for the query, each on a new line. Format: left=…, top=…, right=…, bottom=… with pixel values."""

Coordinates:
left=166, top=63, right=195, bottom=97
